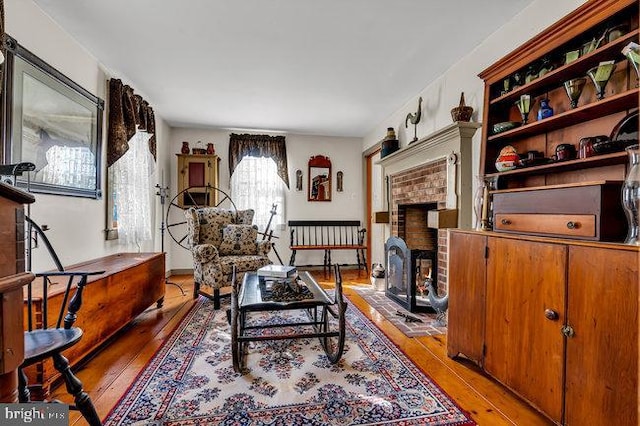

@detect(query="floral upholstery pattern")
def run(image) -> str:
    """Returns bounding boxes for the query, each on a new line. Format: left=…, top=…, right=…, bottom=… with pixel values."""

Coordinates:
left=219, top=224, right=259, bottom=255
left=185, top=207, right=271, bottom=300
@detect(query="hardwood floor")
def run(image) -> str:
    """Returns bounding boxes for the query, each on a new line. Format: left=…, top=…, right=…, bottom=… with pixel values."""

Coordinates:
left=52, top=270, right=553, bottom=425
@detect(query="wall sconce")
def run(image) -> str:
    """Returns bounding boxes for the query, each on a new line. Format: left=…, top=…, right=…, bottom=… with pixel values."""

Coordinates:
left=295, top=169, right=303, bottom=191
left=337, top=171, right=344, bottom=192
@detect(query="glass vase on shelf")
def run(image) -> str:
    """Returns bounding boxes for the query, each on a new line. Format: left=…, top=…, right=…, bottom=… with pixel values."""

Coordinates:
left=622, top=144, right=640, bottom=245
left=474, top=175, right=499, bottom=231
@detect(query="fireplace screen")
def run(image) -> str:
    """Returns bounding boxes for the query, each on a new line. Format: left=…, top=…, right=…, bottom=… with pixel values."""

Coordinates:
left=385, top=236, right=436, bottom=313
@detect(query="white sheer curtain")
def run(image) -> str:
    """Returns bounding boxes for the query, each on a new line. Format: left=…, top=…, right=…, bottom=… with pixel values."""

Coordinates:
left=111, top=130, right=155, bottom=246
left=231, top=156, right=285, bottom=232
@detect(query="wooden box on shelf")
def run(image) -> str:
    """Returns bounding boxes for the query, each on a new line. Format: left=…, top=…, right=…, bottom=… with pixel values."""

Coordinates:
left=492, top=181, right=626, bottom=241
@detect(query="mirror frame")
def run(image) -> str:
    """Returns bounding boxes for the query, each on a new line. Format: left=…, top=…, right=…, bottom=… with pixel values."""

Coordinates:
left=1, top=34, right=104, bottom=199
left=308, top=155, right=331, bottom=201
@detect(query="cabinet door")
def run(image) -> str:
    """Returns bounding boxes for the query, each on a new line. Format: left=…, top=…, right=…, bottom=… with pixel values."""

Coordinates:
left=485, top=237, right=566, bottom=423
left=177, top=155, right=219, bottom=207
left=565, top=246, right=637, bottom=426
left=447, top=231, right=486, bottom=364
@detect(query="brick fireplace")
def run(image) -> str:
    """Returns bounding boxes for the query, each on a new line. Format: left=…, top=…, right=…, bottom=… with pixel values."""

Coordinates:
left=378, top=122, right=481, bottom=301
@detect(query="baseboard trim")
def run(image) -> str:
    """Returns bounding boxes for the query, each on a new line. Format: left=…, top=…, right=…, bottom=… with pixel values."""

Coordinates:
left=169, top=268, right=194, bottom=276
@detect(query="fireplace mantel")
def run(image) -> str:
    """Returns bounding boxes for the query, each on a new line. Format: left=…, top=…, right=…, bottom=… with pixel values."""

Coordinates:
left=378, top=121, right=481, bottom=229
left=378, top=121, right=481, bottom=174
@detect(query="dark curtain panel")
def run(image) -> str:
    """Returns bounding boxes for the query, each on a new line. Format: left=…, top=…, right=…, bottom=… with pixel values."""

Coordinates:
left=0, top=0, right=5, bottom=97
left=107, top=78, right=157, bottom=167
left=229, top=133, right=290, bottom=188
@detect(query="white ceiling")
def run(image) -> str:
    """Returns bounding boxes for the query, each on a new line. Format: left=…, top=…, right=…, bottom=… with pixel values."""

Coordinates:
left=33, top=0, right=535, bottom=138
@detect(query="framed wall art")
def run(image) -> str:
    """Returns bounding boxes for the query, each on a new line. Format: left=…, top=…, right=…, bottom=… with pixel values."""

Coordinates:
left=1, top=35, right=104, bottom=198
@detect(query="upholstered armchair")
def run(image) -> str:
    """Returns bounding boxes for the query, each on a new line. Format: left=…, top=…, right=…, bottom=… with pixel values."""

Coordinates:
left=185, top=207, right=272, bottom=308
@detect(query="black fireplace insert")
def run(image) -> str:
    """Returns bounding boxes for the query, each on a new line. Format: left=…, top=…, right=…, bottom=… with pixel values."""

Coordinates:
left=384, top=236, right=437, bottom=313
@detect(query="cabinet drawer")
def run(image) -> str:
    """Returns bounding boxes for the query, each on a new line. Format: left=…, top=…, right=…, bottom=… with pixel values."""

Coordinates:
left=492, top=181, right=625, bottom=241
left=494, top=214, right=596, bottom=238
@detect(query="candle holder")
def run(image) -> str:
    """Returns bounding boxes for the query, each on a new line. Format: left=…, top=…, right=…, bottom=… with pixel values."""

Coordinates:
left=586, top=61, right=617, bottom=100
left=563, top=78, right=587, bottom=109
left=474, top=175, right=499, bottom=231
left=515, top=94, right=533, bottom=124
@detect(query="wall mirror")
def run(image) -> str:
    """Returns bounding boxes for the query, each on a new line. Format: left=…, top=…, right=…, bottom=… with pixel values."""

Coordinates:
left=1, top=35, right=104, bottom=198
left=308, top=155, right=331, bottom=201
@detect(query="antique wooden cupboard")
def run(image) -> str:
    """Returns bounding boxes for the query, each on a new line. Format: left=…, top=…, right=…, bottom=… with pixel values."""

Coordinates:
left=176, top=153, right=220, bottom=208
left=447, top=0, right=639, bottom=424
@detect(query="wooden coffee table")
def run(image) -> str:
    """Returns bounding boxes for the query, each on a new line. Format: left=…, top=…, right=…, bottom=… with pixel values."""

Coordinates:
left=230, top=267, right=347, bottom=373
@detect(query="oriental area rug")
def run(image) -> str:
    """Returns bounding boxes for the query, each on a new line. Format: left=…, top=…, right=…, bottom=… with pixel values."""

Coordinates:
left=103, top=295, right=474, bottom=425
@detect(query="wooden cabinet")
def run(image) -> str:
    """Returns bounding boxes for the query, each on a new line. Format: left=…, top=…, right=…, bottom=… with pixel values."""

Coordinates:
left=176, top=154, right=220, bottom=208
left=448, top=2, right=639, bottom=423
left=485, top=237, right=566, bottom=422
left=564, top=246, right=637, bottom=426
left=0, top=182, right=34, bottom=403
left=446, top=231, right=486, bottom=364
left=478, top=0, right=638, bottom=239
left=447, top=230, right=638, bottom=425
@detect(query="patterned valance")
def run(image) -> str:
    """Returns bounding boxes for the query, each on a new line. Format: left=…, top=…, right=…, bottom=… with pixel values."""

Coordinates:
left=229, top=133, right=290, bottom=188
left=107, top=78, right=156, bottom=167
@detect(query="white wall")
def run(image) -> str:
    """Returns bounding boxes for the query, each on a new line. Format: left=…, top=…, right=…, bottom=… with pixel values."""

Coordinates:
left=6, top=0, right=173, bottom=271
left=168, top=128, right=364, bottom=271
left=362, top=0, right=587, bottom=257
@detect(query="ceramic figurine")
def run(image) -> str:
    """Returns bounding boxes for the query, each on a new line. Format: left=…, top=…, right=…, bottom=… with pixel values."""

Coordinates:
left=181, top=141, right=190, bottom=154
left=537, top=98, right=554, bottom=120
left=371, top=263, right=385, bottom=278
left=495, top=145, right=520, bottom=172
left=537, top=57, right=554, bottom=78
left=525, top=65, right=538, bottom=84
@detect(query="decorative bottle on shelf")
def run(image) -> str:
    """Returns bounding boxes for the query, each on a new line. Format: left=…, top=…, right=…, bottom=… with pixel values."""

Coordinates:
left=537, top=98, right=554, bottom=120
left=622, top=144, right=640, bottom=245
left=181, top=141, right=190, bottom=154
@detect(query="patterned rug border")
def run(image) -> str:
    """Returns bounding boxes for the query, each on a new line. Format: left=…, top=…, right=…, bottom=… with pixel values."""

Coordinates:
left=103, top=293, right=474, bottom=425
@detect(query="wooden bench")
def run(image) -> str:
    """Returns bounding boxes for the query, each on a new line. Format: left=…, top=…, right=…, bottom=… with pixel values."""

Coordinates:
left=288, top=220, right=367, bottom=273
left=24, top=252, right=165, bottom=399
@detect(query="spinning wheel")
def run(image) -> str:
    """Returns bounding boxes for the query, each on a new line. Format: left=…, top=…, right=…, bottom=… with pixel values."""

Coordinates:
left=166, top=185, right=237, bottom=250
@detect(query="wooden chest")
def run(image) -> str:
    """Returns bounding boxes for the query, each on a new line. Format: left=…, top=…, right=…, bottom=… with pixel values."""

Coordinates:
left=492, top=181, right=626, bottom=241
left=24, top=252, right=165, bottom=399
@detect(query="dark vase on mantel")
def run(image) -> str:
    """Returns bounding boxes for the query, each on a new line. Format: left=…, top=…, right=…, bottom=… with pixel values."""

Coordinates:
left=381, top=127, right=399, bottom=158
left=181, top=141, right=190, bottom=154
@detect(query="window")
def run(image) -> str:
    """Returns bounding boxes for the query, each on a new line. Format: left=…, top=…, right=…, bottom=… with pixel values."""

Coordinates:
left=109, top=130, right=155, bottom=246
left=231, top=156, right=285, bottom=233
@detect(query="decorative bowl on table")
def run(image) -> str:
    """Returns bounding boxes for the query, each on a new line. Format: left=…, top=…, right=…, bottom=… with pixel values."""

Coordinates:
left=492, top=121, right=520, bottom=135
